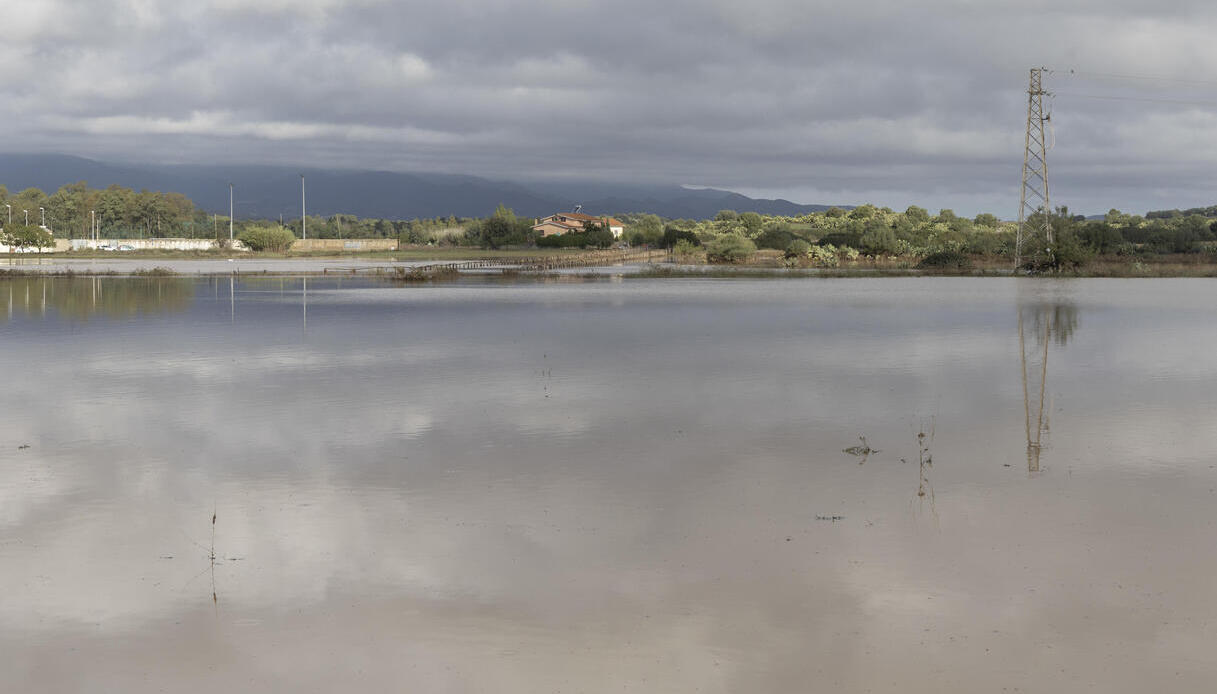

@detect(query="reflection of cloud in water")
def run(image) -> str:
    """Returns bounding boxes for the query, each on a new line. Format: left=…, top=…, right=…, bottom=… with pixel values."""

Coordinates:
left=6, top=277, right=1217, bottom=691
left=7, top=458, right=1217, bottom=692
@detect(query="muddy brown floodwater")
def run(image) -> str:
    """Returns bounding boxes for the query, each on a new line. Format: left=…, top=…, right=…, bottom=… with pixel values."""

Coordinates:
left=2, top=275, right=1216, bottom=692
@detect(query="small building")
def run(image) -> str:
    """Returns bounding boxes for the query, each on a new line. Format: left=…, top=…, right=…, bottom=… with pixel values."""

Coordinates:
left=533, top=212, right=625, bottom=239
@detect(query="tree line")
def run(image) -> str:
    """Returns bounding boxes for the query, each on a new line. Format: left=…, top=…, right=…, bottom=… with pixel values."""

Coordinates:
left=6, top=181, right=1217, bottom=268
left=0, top=182, right=201, bottom=239
left=0, top=181, right=473, bottom=242
left=602, top=204, right=1217, bottom=270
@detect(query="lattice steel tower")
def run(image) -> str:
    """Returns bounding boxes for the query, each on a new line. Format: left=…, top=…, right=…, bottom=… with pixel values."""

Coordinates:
left=1015, top=67, right=1052, bottom=268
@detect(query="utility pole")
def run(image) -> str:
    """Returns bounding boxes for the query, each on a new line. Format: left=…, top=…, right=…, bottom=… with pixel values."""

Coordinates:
left=228, top=183, right=234, bottom=241
left=301, top=174, right=307, bottom=240
left=1016, top=67, right=1053, bottom=269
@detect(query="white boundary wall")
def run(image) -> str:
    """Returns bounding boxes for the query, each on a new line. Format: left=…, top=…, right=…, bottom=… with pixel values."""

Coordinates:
left=69, top=238, right=241, bottom=251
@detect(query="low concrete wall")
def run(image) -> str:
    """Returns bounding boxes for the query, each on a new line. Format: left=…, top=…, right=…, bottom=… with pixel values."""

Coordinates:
left=69, top=238, right=226, bottom=251
left=291, top=238, right=398, bottom=252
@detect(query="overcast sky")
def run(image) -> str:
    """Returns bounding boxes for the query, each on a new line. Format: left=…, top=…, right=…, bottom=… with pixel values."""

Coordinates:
left=4, top=0, right=1217, bottom=215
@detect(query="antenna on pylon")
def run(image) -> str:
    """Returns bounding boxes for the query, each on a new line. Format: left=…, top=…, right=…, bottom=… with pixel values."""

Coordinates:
left=1015, top=67, right=1054, bottom=269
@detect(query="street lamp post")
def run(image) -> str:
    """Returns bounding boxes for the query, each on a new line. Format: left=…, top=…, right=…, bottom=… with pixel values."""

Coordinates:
left=92, top=210, right=96, bottom=241
left=228, top=183, right=234, bottom=241
left=301, top=174, right=307, bottom=240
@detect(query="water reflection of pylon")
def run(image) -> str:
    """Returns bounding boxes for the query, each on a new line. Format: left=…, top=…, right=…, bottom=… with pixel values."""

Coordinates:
left=1018, top=303, right=1077, bottom=473
left=1019, top=311, right=1049, bottom=473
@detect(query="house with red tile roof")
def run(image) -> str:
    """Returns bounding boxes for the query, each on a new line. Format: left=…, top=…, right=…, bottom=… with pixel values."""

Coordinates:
left=532, top=212, right=624, bottom=238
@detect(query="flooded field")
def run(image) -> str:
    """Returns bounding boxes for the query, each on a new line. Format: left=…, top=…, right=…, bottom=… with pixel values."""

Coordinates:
left=3, top=275, right=1216, bottom=692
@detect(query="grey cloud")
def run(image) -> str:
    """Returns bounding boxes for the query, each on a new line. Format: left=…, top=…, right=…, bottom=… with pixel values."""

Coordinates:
left=4, top=0, right=1217, bottom=214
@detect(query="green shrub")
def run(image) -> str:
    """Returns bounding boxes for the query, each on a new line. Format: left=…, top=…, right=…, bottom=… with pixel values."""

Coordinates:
left=860, top=226, right=898, bottom=255
left=973, top=213, right=999, bottom=228
left=237, top=225, right=296, bottom=252
left=905, top=206, right=930, bottom=224
left=1078, top=223, right=1124, bottom=254
left=469, top=205, right=535, bottom=248
left=672, top=239, right=703, bottom=262
left=1020, top=230, right=1092, bottom=273
left=755, top=226, right=799, bottom=250
left=808, top=244, right=840, bottom=267
left=849, top=204, right=876, bottom=219
left=785, top=239, right=812, bottom=258
left=705, top=234, right=756, bottom=263
left=661, top=227, right=700, bottom=249
left=965, top=231, right=1006, bottom=256
left=3, top=224, right=54, bottom=250
left=818, top=231, right=861, bottom=248
left=917, top=249, right=973, bottom=271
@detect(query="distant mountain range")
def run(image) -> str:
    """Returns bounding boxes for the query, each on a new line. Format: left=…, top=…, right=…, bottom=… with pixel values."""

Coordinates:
left=0, top=154, right=843, bottom=221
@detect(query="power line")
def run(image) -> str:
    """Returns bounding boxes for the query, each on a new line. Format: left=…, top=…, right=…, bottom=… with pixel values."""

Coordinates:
left=1062, top=69, right=1217, bottom=88
left=1053, top=91, right=1217, bottom=107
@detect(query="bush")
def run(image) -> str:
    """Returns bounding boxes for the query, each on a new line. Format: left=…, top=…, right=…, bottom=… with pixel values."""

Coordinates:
left=661, top=226, right=700, bottom=249
left=1078, top=223, right=1124, bottom=254
left=3, top=224, right=54, bottom=250
left=965, top=231, right=1007, bottom=256
left=237, top=225, right=296, bottom=252
left=849, top=204, right=876, bottom=220
left=627, top=214, right=663, bottom=246
left=808, top=244, right=840, bottom=267
left=672, top=239, right=703, bottom=262
left=755, top=226, right=800, bottom=250
left=705, top=234, right=756, bottom=263
left=1020, top=230, right=1092, bottom=273
left=917, top=249, right=973, bottom=271
left=818, top=231, right=861, bottom=248
left=860, top=226, right=898, bottom=255
left=1147, top=226, right=1202, bottom=254
left=471, top=204, right=535, bottom=248
left=785, top=239, right=812, bottom=258
left=905, top=206, right=930, bottom=224
left=973, top=213, right=999, bottom=228
left=625, top=225, right=663, bottom=247
left=739, top=211, right=763, bottom=233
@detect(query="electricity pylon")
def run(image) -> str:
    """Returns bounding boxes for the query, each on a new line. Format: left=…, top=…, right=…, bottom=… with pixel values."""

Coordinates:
left=1015, top=67, right=1052, bottom=269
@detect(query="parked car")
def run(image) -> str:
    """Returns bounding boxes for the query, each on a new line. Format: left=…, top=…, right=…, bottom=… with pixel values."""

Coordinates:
left=96, top=244, right=116, bottom=251
left=117, top=244, right=135, bottom=251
